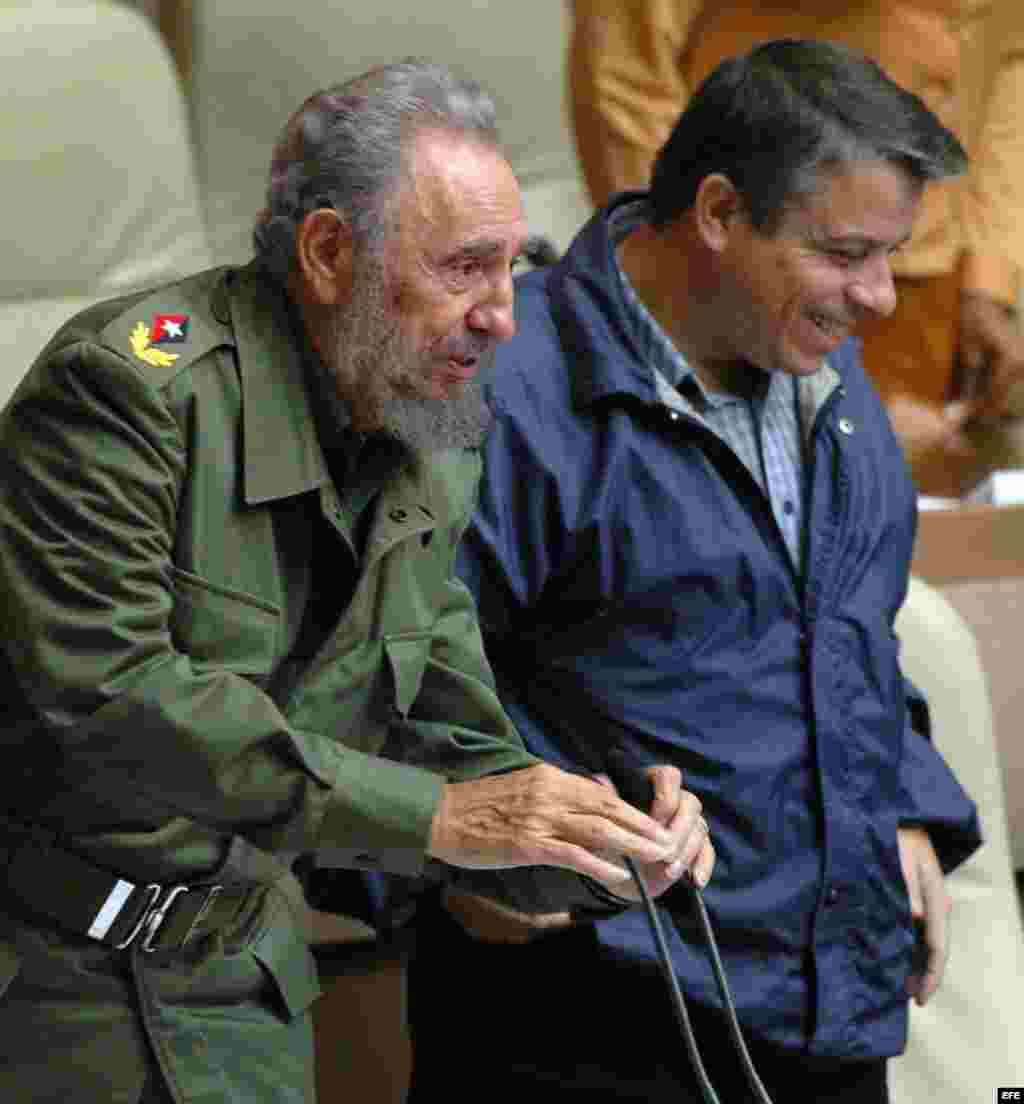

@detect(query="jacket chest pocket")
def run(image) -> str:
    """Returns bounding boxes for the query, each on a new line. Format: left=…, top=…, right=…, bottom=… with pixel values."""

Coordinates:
left=168, top=566, right=281, bottom=676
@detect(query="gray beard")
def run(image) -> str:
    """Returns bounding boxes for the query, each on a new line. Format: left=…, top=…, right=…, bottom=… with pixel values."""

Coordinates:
left=326, top=252, right=493, bottom=452
left=377, top=350, right=493, bottom=452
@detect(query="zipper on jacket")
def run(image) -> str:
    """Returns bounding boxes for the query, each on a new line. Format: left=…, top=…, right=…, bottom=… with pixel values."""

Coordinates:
left=660, top=403, right=804, bottom=592
left=798, top=381, right=848, bottom=627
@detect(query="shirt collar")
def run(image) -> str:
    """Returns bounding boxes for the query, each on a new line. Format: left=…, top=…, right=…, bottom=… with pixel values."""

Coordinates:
left=607, top=201, right=836, bottom=426
left=610, top=201, right=770, bottom=420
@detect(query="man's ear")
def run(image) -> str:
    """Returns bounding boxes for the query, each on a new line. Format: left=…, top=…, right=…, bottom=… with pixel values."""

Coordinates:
left=294, top=208, right=354, bottom=306
left=693, top=174, right=744, bottom=253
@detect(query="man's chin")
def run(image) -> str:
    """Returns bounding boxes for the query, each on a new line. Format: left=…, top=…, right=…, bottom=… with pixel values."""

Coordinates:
left=378, top=378, right=493, bottom=452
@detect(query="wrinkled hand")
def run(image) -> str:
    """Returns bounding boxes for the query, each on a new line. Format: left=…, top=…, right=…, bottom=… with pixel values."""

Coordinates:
left=593, top=764, right=713, bottom=902
left=898, top=825, right=951, bottom=1006
left=959, top=294, right=1024, bottom=423
left=427, top=762, right=710, bottom=901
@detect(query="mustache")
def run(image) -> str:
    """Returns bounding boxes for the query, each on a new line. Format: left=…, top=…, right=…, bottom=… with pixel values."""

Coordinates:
left=436, top=335, right=496, bottom=361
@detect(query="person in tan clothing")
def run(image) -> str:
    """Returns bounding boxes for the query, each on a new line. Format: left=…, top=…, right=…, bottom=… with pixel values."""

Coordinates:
left=570, top=1, right=1024, bottom=494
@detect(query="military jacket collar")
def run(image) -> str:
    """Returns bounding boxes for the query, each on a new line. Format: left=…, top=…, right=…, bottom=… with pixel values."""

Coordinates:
left=226, top=263, right=332, bottom=505
left=99, top=261, right=461, bottom=535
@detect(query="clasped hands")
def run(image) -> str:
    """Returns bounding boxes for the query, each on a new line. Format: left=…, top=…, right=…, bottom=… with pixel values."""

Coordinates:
left=427, top=761, right=714, bottom=903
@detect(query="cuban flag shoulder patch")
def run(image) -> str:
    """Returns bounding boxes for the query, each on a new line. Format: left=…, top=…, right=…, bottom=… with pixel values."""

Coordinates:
left=151, top=313, right=190, bottom=344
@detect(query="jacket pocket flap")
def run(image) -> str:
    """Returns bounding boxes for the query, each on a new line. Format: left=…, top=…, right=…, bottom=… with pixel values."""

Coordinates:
left=383, top=633, right=432, bottom=718
left=250, top=901, right=321, bottom=1021
left=169, top=566, right=280, bottom=675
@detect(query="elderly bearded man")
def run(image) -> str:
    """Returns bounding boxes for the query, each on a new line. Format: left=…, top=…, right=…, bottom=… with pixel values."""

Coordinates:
left=0, top=61, right=711, bottom=1104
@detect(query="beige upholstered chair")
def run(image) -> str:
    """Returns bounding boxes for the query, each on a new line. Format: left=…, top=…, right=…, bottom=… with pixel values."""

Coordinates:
left=941, top=574, right=1024, bottom=872
left=0, top=0, right=211, bottom=405
left=891, top=577, right=1024, bottom=1103
left=911, top=505, right=1024, bottom=872
left=187, top=0, right=591, bottom=266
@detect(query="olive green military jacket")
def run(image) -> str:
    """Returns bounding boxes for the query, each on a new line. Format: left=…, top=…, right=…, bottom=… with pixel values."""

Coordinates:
left=0, top=263, right=626, bottom=1103
left=0, top=262, right=543, bottom=886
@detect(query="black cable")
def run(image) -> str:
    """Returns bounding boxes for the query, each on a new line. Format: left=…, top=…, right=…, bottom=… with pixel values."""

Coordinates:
left=606, top=752, right=774, bottom=1104
left=624, top=859, right=774, bottom=1104
left=624, top=855, right=722, bottom=1104
left=689, top=884, right=774, bottom=1104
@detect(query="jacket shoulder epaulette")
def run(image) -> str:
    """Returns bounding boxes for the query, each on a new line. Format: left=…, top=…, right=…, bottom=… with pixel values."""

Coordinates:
left=96, top=266, right=235, bottom=387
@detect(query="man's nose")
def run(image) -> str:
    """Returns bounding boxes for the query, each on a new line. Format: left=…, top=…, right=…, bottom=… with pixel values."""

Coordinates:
left=467, top=271, right=516, bottom=342
left=847, top=253, right=898, bottom=318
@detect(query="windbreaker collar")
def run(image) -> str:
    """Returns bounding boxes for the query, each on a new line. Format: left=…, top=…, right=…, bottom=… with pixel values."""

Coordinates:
left=551, top=193, right=842, bottom=421
left=551, top=192, right=664, bottom=413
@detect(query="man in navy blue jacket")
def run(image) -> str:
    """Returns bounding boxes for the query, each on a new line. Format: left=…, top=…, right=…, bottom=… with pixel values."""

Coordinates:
left=406, top=39, right=981, bottom=1104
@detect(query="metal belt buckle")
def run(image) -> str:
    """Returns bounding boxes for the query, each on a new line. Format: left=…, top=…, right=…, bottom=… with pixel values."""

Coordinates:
left=139, top=883, right=224, bottom=953
left=179, top=884, right=223, bottom=949
left=93, top=880, right=225, bottom=952
left=107, top=883, right=162, bottom=949
left=138, top=884, right=191, bottom=952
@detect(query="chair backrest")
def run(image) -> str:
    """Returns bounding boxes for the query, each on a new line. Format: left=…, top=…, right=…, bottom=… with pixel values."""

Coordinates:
left=188, top=0, right=590, bottom=266
left=890, top=577, right=1024, bottom=1101
left=912, top=502, right=1024, bottom=870
left=0, top=0, right=211, bottom=404
left=938, top=576, right=1024, bottom=871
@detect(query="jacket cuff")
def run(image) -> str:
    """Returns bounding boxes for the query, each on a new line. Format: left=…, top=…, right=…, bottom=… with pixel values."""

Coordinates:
left=441, top=864, right=633, bottom=918
left=899, top=722, right=983, bottom=875
left=315, top=752, right=445, bottom=877
left=569, top=876, right=636, bottom=922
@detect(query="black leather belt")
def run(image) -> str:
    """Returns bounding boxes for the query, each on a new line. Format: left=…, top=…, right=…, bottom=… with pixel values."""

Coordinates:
left=0, top=817, right=264, bottom=953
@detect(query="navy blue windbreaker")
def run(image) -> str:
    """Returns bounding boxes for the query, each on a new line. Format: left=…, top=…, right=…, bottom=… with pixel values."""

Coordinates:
left=456, top=200, right=981, bottom=1059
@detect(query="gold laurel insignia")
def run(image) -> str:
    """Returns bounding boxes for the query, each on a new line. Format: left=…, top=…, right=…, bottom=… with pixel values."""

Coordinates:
left=130, top=321, right=180, bottom=368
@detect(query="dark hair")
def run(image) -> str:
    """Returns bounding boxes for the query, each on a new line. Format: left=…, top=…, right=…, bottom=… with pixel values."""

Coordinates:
left=648, top=39, right=967, bottom=232
left=253, top=59, right=500, bottom=280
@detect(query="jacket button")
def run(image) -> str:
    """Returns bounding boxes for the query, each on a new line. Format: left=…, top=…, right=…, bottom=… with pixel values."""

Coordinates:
left=837, top=417, right=855, bottom=436
left=389, top=508, right=408, bottom=523
left=825, top=886, right=842, bottom=906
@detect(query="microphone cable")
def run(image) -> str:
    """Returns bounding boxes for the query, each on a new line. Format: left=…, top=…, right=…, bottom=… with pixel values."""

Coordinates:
left=606, top=752, right=775, bottom=1104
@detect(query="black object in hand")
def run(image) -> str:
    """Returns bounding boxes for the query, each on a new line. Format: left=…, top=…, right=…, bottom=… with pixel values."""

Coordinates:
left=604, top=747, right=655, bottom=811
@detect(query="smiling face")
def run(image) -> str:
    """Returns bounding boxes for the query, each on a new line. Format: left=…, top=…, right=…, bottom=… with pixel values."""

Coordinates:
left=702, top=159, right=922, bottom=387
